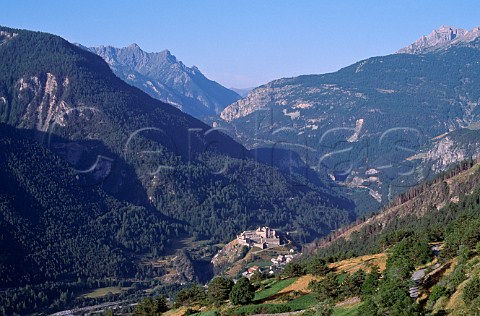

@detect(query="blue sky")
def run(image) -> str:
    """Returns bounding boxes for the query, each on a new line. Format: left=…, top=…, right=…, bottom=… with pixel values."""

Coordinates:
left=2, top=1, right=480, bottom=88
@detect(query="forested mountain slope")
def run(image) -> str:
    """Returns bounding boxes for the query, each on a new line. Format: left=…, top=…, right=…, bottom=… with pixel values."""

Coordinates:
left=0, top=25, right=361, bottom=314
left=219, top=25, right=480, bottom=211
left=154, top=158, right=480, bottom=316
left=0, top=25, right=356, bottom=285
left=0, top=124, right=178, bottom=286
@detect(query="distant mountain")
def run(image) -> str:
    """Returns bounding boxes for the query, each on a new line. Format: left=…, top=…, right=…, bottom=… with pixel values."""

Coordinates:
left=397, top=25, right=480, bottom=54
left=230, top=87, right=253, bottom=98
left=0, top=25, right=357, bottom=246
left=219, top=25, right=480, bottom=211
left=86, top=44, right=241, bottom=119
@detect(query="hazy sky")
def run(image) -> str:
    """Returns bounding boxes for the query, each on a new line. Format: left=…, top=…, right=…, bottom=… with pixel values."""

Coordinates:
left=2, top=1, right=480, bottom=88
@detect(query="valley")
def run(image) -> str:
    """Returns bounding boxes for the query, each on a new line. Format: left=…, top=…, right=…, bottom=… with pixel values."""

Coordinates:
left=2, top=12, right=480, bottom=316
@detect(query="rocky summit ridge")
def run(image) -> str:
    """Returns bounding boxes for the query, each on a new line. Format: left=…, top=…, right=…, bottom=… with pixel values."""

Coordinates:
left=87, top=44, right=241, bottom=120
left=397, top=25, right=480, bottom=54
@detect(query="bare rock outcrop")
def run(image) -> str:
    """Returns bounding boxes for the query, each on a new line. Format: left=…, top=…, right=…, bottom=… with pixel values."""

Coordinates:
left=397, top=25, right=480, bottom=54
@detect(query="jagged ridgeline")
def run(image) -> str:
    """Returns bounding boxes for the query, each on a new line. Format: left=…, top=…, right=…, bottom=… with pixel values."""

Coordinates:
left=86, top=44, right=241, bottom=120
left=0, top=25, right=354, bottom=287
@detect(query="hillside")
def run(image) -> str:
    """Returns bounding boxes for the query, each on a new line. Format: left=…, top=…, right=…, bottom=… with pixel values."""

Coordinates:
left=311, top=158, right=480, bottom=258
left=307, top=156, right=480, bottom=315
left=218, top=25, right=480, bottom=212
left=138, top=159, right=480, bottom=316
left=0, top=124, right=178, bottom=286
left=151, top=239, right=480, bottom=316
left=0, top=123, right=185, bottom=314
left=88, top=44, right=241, bottom=120
left=0, top=25, right=362, bottom=314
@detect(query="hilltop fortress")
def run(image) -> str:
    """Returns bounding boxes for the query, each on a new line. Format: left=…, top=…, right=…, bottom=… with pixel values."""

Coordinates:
left=237, top=226, right=285, bottom=249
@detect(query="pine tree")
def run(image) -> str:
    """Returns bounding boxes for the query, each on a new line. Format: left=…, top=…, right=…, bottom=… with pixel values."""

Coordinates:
left=230, top=277, right=255, bottom=305
left=207, top=277, right=233, bottom=305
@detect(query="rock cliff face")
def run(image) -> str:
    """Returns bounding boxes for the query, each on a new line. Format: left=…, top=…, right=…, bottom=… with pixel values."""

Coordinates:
left=418, top=128, right=480, bottom=173
left=87, top=44, right=240, bottom=120
left=424, top=136, right=466, bottom=173
left=221, top=85, right=277, bottom=121
left=211, top=240, right=248, bottom=274
left=397, top=25, right=480, bottom=54
left=16, top=73, right=70, bottom=132
left=0, top=30, right=18, bottom=45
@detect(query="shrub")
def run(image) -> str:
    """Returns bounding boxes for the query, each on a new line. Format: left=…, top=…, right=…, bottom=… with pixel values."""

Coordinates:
left=176, top=285, right=206, bottom=306
left=446, top=264, right=466, bottom=291
left=207, top=277, right=234, bottom=305
left=134, top=295, right=168, bottom=316
left=428, top=285, right=449, bottom=307
left=315, top=301, right=333, bottom=316
left=463, top=277, right=480, bottom=305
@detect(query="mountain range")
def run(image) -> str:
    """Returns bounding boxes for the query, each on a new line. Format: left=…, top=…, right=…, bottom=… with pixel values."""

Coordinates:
left=3, top=23, right=480, bottom=314
left=218, top=25, right=480, bottom=212
left=85, top=44, right=241, bottom=120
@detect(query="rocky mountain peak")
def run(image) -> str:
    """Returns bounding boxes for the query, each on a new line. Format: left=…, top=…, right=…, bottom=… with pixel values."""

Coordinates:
left=158, top=49, right=178, bottom=64
left=396, top=25, right=480, bottom=54
left=88, top=44, right=240, bottom=119
left=127, top=42, right=141, bottom=49
left=434, top=25, right=465, bottom=39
